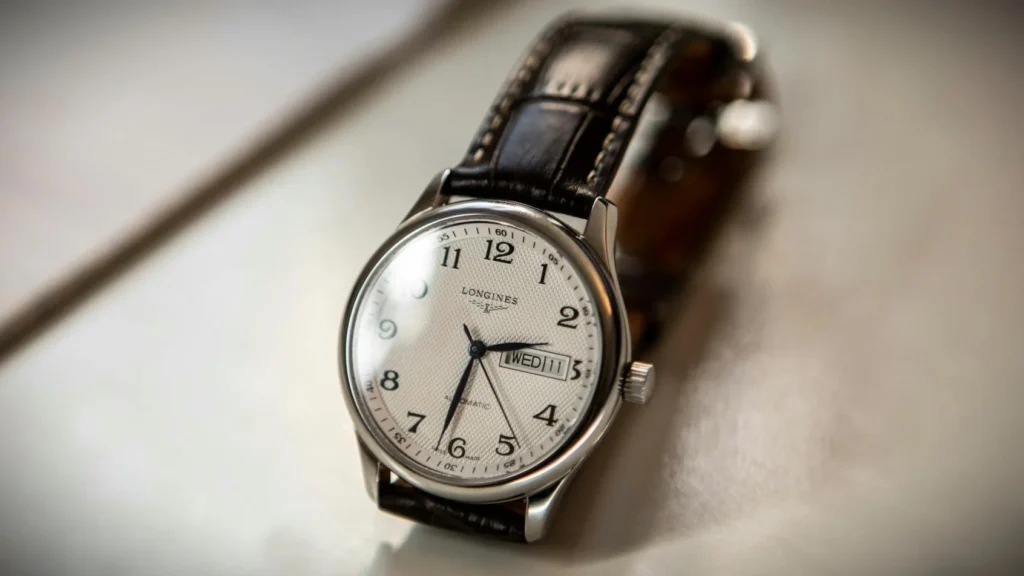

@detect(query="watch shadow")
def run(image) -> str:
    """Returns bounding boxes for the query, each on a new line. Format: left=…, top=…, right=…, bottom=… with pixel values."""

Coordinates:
left=531, top=171, right=772, bottom=560
left=536, top=274, right=734, bottom=559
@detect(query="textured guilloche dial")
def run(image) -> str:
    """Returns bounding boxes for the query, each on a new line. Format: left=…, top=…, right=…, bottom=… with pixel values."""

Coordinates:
left=349, top=219, right=602, bottom=483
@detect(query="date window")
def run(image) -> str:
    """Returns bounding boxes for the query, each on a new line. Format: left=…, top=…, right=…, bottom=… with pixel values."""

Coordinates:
left=499, top=349, right=570, bottom=381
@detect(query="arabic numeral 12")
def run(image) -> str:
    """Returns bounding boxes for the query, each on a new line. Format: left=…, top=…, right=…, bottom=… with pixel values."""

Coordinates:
left=483, top=240, right=514, bottom=264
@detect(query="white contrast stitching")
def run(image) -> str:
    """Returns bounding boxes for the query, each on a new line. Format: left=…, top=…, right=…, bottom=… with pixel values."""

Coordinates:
left=470, top=30, right=562, bottom=163
left=586, top=28, right=680, bottom=187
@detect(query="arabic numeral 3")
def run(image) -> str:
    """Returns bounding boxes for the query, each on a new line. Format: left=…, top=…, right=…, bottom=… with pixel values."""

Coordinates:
left=570, top=360, right=582, bottom=380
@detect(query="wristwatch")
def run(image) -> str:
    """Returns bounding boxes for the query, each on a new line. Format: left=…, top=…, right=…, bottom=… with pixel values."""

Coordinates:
left=338, top=14, right=776, bottom=542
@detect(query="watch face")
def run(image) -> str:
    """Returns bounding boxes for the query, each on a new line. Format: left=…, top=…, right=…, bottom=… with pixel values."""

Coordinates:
left=345, top=214, right=604, bottom=485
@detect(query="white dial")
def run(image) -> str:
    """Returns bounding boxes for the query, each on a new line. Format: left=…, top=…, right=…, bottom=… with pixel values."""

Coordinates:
left=348, top=218, right=603, bottom=483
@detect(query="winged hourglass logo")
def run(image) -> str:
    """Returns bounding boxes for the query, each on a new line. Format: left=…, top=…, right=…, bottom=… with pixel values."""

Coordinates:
left=470, top=300, right=508, bottom=314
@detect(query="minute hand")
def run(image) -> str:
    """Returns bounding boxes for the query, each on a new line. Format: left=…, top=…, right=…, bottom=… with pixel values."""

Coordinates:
left=486, top=342, right=548, bottom=352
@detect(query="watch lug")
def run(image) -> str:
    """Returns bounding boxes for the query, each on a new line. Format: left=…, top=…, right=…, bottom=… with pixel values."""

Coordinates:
left=583, top=197, right=618, bottom=271
left=584, top=197, right=634, bottom=366
left=401, top=169, right=451, bottom=223
left=524, top=468, right=579, bottom=542
left=357, top=438, right=381, bottom=502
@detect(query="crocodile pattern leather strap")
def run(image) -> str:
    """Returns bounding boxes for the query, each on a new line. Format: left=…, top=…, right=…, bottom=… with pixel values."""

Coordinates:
left=378, top=466, right=527, bottom=542
left=380, top=14, right=775, bottom=542
left=444, top=16, right=753, bottom=218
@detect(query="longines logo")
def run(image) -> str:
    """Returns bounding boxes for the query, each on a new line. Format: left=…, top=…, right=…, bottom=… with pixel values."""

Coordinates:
left=461, top=286, right=519, bottom=314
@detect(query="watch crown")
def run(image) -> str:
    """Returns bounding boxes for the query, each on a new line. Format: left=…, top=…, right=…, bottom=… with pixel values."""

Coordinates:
left=621, top=361, right=656, bottom=404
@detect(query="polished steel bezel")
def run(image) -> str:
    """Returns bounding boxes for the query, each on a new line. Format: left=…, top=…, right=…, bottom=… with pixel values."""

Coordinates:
left=338, top=199, right=627, bottom=503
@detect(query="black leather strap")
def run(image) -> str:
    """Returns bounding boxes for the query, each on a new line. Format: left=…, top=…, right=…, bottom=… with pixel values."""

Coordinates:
left=443, top=17, right=744, bottom=218
left=381, top=15, right=774, bottom=542
left=377, top=466, right=527, bottom=542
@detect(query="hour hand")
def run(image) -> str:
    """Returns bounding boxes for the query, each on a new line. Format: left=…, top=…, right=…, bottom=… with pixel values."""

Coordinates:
left=487, top=341, right=549, bottom=352
left=436, top=356, right=474, bottom=450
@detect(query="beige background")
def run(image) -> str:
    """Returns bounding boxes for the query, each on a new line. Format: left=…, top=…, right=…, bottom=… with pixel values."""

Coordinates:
left=0, top=0, right=436, bottom=330
left=2, top=1, right=1023, bottom=574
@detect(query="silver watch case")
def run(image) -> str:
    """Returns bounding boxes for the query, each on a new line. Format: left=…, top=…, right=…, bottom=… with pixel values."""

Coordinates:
left=337, top=182, right=632, bottom=505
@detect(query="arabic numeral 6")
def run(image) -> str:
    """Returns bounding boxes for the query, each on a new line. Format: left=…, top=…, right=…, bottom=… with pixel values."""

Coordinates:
left=447, top=437, right=466, bottom=459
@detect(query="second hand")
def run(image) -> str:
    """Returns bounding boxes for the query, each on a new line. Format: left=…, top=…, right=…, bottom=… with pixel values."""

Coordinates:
left=475, top=356, right=522, bottom=448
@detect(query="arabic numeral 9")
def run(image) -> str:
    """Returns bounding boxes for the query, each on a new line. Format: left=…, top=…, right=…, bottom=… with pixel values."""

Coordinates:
left=378, top=319, right=397, bottom=339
